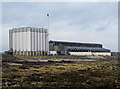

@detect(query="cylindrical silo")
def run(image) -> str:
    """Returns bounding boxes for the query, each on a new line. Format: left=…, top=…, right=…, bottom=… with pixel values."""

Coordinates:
left=19, top=28, right=22, bottom=55
left=9, top=27, right=49, bottom=56
left=39, top=28, right=42, bottom=55
left=27, top=28, right=31, bottom=56
left=32, top=28, right=35, bottom=56
left=38, top=28, right=40, bottom=55
left=12, top=29, right=16, bottom=54
left=42, top=28, right=45, bottom=55
left=45, top=29, right=48, bottom=55
left=23, top=28, right=26, bottom=55
left=41, top=29, right=43, bottom=55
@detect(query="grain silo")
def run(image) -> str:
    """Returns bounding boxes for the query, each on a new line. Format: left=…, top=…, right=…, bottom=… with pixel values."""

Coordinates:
left=9, top=27, right=49, bottom=56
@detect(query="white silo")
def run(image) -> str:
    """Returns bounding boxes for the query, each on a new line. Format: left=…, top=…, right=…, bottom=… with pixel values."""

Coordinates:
left=9, top=27, right=49, bottom=56
left=39, top=29, right=42, bottom=55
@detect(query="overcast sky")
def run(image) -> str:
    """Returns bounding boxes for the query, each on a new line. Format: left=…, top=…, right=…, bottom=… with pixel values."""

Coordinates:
left=1, top=2, right=118, bottom=52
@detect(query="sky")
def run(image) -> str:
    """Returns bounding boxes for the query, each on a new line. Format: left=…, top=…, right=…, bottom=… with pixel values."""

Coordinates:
left=1, top=2, right=118, bottom=52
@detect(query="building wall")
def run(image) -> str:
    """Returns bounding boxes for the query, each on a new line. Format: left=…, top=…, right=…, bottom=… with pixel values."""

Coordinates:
left=69, top=52, right=92, bottom=55
left=9, top=27, right=49, bottom=56
left=49, top=51, right=57, bottom=55
left=93, top=52, right=111, bottom=56
left=49, top=41, right=111, bottom=56
left=69, top=52, right=111, bottom=56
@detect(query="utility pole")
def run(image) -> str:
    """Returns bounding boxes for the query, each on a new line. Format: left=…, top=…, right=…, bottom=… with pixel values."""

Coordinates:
left=47, top=14, right=49, bottom=55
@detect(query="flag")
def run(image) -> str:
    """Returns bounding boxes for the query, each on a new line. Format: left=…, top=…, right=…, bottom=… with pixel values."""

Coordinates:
left=47, top=14, right=49, bottom=16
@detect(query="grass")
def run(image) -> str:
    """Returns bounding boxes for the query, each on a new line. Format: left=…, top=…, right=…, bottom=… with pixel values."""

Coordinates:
left=2, top=59, right=120, bottom=89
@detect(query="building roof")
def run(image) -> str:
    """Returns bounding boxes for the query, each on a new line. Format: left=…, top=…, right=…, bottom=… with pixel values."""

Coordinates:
left=49, top=40, right=102, bottom=48
left=68, top=47, right=110, bottom=52
left=9, top=27, right=47, bottom=33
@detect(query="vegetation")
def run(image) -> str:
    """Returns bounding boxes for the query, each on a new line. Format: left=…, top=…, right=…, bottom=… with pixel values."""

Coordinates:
left=2, top=59, right=120, bottom=89
left=19, top=55, right=88, bottom=58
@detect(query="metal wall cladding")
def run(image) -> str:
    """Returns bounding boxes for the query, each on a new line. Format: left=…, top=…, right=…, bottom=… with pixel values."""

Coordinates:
left=9, top=27, right=49, bottom=56
left=49, top=41, right=111, bottom=55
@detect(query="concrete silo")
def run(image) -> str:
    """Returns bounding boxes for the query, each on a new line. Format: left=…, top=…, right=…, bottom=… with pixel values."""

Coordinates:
left=9, top=27, right=49, bottom=56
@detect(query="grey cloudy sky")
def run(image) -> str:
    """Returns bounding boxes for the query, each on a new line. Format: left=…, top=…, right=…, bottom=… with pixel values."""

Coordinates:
left=2, top=2, right=118, bottom=52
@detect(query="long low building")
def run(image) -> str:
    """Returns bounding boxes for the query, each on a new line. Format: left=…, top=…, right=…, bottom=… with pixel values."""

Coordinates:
left=9, top=27, right=111, bottom=56
left=9, top=27, right=49, bottom=56
left=49, top=40, right=111, bottom=56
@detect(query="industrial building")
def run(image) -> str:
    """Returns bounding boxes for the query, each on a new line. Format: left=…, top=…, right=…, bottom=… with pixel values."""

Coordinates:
left=9, top=27, right=111, bottom=56
left=9, top=27, right=49, bottom=56
left=49, top=40, right=111, bottom=56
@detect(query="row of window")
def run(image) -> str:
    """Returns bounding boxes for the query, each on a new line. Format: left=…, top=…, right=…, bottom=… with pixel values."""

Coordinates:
left=51, top=42, right=102, bottom=48
left=67, top=49, right=110, bottom=52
